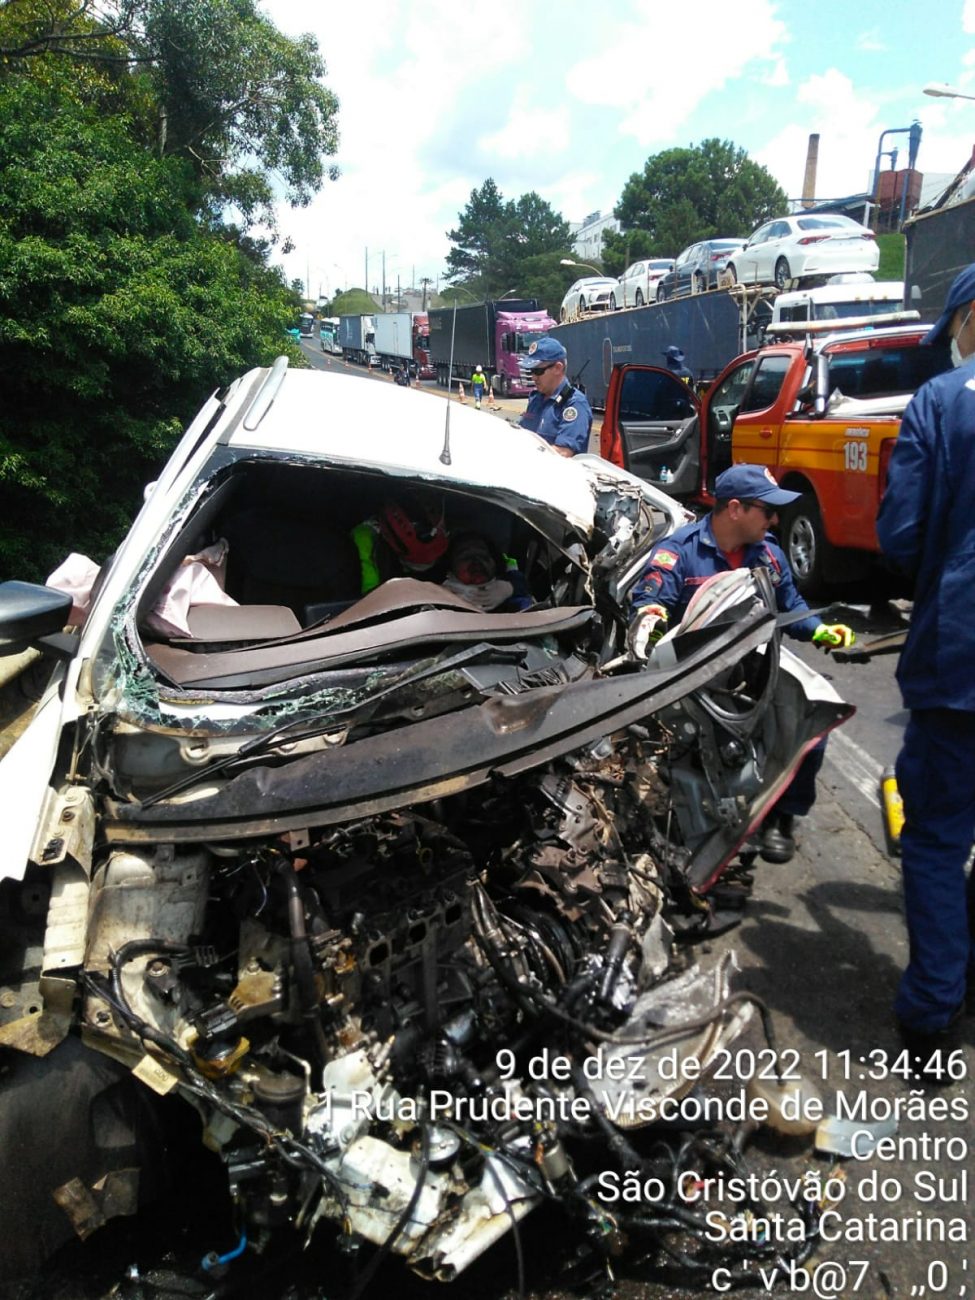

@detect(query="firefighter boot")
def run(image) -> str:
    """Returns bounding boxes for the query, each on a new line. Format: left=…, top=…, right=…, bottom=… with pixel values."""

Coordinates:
left=759, top=811, right=795, bottom=864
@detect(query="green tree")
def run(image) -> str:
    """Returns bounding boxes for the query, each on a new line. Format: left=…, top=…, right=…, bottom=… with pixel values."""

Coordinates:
left=0, top=0, right=341, bottom=233
left=0, top=1, right=340, bottom=579
left=0, top=0, right=138, bottom=66
left=445, top=179, right=508, bottom=283
left=445, top=180, right=571, bottom=299
left=329, top=288, right=378, bottom=314
left=138, top=0, right=339, bottom=229
left=0, top=75, right=303, bottom=579
left=603, top=139, right=788, bottom=275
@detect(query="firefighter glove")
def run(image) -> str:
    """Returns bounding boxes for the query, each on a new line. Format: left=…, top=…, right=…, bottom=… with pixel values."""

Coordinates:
left=812, top=623, right=855, bottom=650
left=628, top=604, right=669, bottom=660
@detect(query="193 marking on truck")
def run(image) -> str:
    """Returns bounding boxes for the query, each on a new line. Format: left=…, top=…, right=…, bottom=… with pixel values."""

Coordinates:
left=843, top=428, right=870, bottom=473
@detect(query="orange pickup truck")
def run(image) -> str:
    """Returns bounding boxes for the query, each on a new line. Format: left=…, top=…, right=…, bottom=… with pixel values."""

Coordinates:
left=598, top=324, right=951, bottom=593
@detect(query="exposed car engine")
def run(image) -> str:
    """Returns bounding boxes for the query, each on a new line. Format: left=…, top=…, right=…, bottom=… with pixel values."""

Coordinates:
left=63, top=719, right=822, bottom=1291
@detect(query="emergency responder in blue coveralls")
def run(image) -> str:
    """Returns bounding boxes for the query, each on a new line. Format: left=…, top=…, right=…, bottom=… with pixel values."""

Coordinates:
left=663, top=344, right=695, bottom=386
left=519, top=336, right=593, bottom=457
left=629, top=464, right=855, bottom=863
left=876, top=262, right=975, bottom=1075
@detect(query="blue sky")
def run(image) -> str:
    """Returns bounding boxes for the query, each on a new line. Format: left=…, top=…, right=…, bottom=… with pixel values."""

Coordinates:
left=259, top=0, right=975, bottom=298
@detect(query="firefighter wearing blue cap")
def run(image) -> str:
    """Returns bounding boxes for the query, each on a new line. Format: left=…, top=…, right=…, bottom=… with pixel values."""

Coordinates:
left=519, top=336, right=593, bottom=456
left=663, top=344, right=695, bottom=385
left=876, top=262, right=975, bottom=1073
left=629, top=464, right=855, bottom=863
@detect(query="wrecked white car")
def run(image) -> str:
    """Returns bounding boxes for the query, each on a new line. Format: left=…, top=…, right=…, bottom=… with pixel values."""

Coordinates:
left=0, top=359, right=848, bottom=1289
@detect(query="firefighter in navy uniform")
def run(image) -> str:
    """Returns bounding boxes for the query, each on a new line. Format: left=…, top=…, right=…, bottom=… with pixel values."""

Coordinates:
left=628, top=464, right=855, bottom=863
left=877, top=262, right=975, bottom=1072
left=518, top=336, right=592, bottom=457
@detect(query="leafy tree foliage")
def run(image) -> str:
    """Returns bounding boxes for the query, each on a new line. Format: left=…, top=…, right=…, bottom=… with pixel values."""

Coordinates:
left=0, top=0, right=137, bottom=64
left=138, top=0, right=339, bottom=229
left=0, top=0, right=340, bottom=231
left=603, top=139, right=788, bottom=275
left=445, top=179, right=572, bottom=306
left=0, top=11, right=329, bottom=580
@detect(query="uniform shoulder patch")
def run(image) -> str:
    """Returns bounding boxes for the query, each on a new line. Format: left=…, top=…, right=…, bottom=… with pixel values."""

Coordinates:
left=562, top=406, right=578, bottom=422
left=653, top=549, right=678, bottom=569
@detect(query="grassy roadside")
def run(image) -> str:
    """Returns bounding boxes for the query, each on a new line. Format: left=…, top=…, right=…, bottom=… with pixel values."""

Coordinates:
left=877, top=232, right=906, bottom=281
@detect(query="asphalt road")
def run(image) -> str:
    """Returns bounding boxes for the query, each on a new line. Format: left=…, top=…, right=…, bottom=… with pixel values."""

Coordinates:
left=6, top=349, right=972, bottom=1300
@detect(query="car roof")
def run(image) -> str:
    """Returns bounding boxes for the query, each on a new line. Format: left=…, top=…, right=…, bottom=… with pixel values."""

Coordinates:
left=222, top=365, right=597, bottom=533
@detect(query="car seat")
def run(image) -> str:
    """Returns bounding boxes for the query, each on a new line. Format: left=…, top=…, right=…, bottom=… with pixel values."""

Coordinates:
left=221, top=507, right=362, bottom=624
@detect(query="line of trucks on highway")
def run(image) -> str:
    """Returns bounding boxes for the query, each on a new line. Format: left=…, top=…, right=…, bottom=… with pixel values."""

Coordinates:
left=329, top=199, right=962, bottom=595
left=328, top=312, right=435, bottom=379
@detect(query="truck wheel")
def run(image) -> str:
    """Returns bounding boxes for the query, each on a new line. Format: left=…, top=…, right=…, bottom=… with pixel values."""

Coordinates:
left=774, top=258, right=792, bottom=290
left=781, top=494, right=829, bottom=596
left=635, top=290, right=644, bottom=307
left=500, top=374, right=510, bottom=398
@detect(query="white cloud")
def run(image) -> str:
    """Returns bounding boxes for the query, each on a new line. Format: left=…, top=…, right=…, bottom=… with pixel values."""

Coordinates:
left=964, top=0, right=975, bottom=31
left=754, top=69, right=885, bottom=201
left=761, top=57, right=790, bottom=88
left=258, top=0, right=531, bottom=290
left=478, top=103, right=571, bottom=161
left=856, top=28, right=887, bottom=52
left=565, top=0, right=789, bottom=147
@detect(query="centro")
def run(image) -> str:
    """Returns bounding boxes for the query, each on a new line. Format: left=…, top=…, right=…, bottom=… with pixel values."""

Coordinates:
left=852, top=1132, right=968, bottom=1161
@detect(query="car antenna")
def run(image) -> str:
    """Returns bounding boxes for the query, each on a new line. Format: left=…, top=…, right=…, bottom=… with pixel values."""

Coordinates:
left=439, top=297, right=459, bottom=465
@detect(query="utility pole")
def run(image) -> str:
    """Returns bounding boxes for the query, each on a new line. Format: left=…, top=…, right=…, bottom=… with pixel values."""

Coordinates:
left=364, top=248, right=368, bottom=296
left=382, top=250, right=386, bottom=312
left=420, top=277, right=433, bottom=311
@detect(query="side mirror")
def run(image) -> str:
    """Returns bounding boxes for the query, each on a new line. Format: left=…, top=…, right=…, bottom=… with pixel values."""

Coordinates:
left=0, top=582, right=76, bottom=659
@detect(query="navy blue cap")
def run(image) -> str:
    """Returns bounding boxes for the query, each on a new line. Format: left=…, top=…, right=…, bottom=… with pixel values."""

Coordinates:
left=520, top=336, right=567, bottom=370
left=714, top=464, right=801, bottom=506
left=663, top=345, right=685, bottom=362
left=923, top=263, right=975, bottom=345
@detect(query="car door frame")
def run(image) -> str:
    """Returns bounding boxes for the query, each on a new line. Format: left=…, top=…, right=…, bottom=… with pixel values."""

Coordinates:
left=601, top=364, right=702, bottom=497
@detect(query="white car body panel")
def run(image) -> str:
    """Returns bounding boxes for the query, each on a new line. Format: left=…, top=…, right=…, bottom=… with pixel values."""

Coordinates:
left=0, top=677, right=66, bottom=882
left=0, top=365, right=676, bottom=875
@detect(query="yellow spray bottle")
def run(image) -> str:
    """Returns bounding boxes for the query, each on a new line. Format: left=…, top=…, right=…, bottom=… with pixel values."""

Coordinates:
left=880, top=766, right=905, bottom=856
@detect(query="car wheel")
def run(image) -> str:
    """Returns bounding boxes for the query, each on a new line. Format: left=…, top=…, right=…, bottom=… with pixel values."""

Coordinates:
left=656, top=285, right=666, bottom=303
left=610, top=294, right=618, bottom=311
left=725, top=263, right=737, bottom=286
left=634, top=289, right=644, bottom=308
left=781, top=493, right=830, bottom=597
left=774, top=257, right=791, bottom=290
left=692, top=272, right=705, bottom=294
left=560, top=307, right=569, bottom=323
left=578, top=297, right=586, bottom=316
